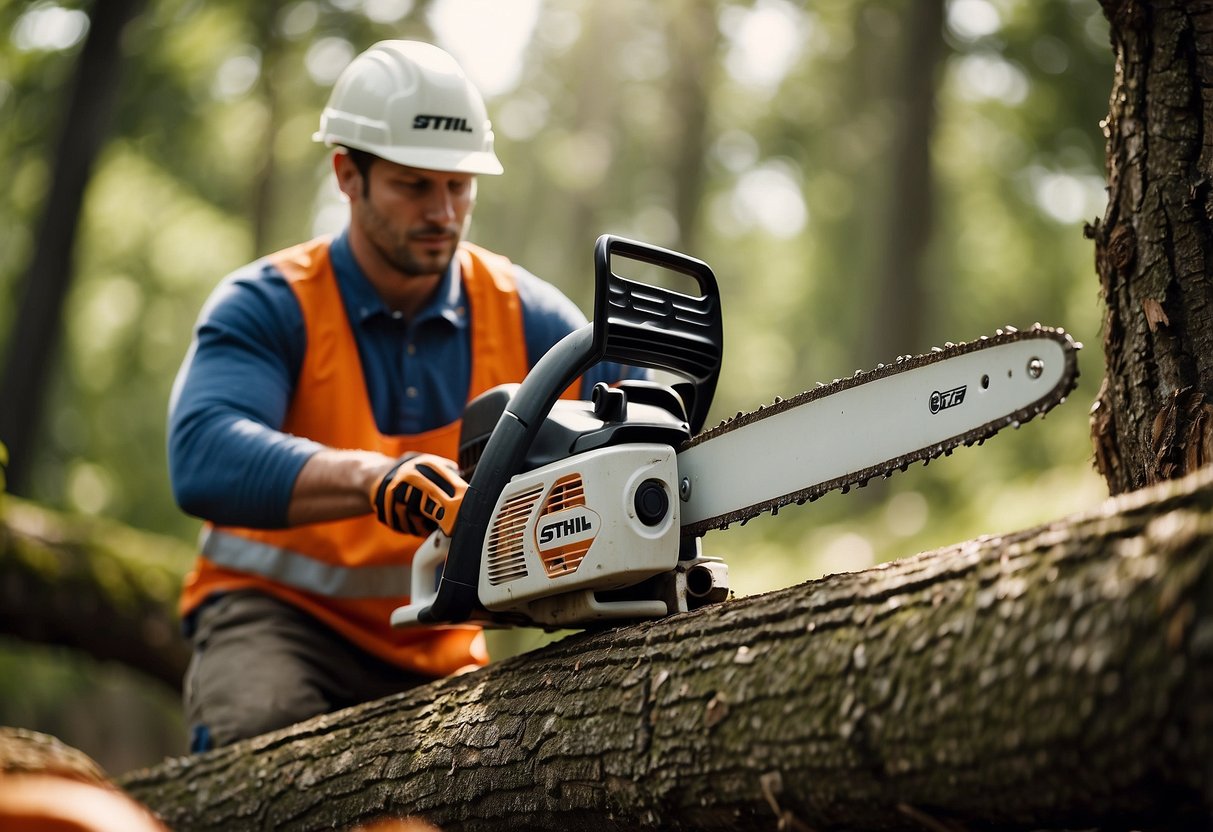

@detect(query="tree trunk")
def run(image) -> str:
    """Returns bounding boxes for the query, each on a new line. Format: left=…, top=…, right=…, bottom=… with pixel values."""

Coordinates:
left=0, top=497, right=192, bottom=690
left=0, top=0, right=145, bottom=494
left=249, top=3, right=284, bottom=257
left=562, top=3, right=620, bottom=262
left=1090, top=1, right=1213, bottom=494
left=865, top=0, right=944, bottom=370
left=665, top=0, right=719, bottom=254
left=120, top=466, right=1213, bottom=831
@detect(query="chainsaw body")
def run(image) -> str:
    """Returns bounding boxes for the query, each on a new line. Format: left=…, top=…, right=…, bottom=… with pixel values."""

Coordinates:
left=392, top=237, right=728, bottom=630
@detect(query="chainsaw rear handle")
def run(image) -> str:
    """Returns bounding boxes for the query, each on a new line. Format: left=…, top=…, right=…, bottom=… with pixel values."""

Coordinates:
left=408, top=235, right=724, bottom=625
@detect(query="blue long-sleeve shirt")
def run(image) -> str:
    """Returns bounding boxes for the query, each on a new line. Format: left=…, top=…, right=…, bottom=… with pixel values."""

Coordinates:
left=168, top=231, right=643, bottom=529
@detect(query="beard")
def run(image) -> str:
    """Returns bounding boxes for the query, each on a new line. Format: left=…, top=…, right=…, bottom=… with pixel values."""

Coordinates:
left=356, top=200, right=463, bottom=278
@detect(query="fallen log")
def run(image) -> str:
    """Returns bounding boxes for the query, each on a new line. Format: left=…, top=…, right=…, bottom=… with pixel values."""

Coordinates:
left=117, top=466, right=1213, bottom=831
left=0, top=496, right=192, bottom=689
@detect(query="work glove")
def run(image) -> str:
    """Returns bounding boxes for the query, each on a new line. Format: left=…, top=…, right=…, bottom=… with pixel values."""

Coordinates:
left=370, top=452, right=468, bottom=537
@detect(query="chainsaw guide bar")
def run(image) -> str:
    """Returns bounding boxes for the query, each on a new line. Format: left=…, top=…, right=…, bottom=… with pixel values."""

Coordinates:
left=676, top=325, right=1081, bottom=538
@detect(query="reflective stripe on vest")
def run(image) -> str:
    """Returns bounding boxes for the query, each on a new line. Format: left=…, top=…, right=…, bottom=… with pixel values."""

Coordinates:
left=200, top=528, right=411, bottom=599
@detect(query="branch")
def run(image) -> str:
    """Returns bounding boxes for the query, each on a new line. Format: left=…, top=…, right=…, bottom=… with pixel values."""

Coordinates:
left=121, top=468, right=1213, bottom=831
left=0, top=497, right=193, bottom=689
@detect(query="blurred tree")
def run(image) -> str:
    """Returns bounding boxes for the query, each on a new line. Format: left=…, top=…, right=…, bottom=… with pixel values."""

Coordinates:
left=539, top=2, right=619, bottom=265
left=0, top=0, right=146, bottom=495
left=864, top=0, right=944, bottom=370
left=664, top=0, right=721, bottom=254
left=1090, top=0, right=1213, bottom=494
left=248, top=2, right=287, bottom=255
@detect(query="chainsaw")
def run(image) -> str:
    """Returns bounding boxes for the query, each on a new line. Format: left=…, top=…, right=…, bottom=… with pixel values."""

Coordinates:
left=392, top=235, right=1079, bottom=630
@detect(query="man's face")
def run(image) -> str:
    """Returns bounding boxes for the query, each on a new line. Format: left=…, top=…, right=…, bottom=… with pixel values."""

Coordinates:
left=340, top=155, right=476, bottom=280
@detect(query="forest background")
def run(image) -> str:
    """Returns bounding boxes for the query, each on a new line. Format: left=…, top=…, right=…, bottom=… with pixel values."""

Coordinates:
left=0, top=0, right=1114, bottom=774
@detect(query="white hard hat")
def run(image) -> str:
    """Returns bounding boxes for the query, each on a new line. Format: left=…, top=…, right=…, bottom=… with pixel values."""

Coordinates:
left=313, top=40, right=503, bottom=175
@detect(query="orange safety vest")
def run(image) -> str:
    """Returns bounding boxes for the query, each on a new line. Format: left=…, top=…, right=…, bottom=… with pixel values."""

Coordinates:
left=179, top=236, right=535, bottom=677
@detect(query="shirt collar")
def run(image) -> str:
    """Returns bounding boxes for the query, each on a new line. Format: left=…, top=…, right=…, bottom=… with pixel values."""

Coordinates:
left=330, top=229, right=469, bottom=329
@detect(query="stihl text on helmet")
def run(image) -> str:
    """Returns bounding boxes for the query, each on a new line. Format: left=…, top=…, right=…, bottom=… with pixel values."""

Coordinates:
left=413, top=114, right=475, bottom=133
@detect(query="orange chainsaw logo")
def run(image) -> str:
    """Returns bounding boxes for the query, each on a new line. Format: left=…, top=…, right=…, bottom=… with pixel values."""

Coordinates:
left=535, top=505, right=600, bottom=577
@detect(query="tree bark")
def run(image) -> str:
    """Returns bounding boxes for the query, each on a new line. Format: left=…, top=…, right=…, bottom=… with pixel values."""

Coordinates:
left=0, top=0, right=145, bottom=494
left=0, top=497, right=192, bottom=690
left=120, top=466, right=1213, bottom=831
left=1090, top=1, right=1213, bottom=494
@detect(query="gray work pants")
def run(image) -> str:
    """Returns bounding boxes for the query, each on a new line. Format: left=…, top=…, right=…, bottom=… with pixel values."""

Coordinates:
left=183, top=591, right=431, bottom=751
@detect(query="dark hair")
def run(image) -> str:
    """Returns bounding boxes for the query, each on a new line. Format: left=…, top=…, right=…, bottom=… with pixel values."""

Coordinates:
left=343, top=147, right=376, bottom=196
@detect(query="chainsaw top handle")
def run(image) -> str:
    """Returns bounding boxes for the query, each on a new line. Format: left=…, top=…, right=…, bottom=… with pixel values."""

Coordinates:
left=409, top=235, right=724, bottom=625
left=588, top=235, right=723, bottom=434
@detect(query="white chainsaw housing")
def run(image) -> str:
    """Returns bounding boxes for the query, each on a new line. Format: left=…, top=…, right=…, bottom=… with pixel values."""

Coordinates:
left=390, top=444, right=688, bottom=630
left=477, top=443, right=680, bottom=625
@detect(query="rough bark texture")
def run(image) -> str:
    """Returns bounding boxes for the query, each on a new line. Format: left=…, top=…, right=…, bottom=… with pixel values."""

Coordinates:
left=1090, top=1, right=1213, bottom=494
left=121, top=467, right=1213, bottom=832
left=0, top=496, right=192, bottom=690
left=0, top=727, right=110, bottom=784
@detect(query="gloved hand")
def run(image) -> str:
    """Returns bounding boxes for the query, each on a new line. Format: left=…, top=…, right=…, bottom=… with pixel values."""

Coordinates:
left=370, top=452, right=468, bottom=537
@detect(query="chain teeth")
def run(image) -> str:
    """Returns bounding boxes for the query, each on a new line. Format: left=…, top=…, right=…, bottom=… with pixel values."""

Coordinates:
left=680, top=325, right=1082, bottom=536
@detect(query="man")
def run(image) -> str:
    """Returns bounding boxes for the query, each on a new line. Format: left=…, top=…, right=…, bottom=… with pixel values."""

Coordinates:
left=168, top=40, right=640, bottom=751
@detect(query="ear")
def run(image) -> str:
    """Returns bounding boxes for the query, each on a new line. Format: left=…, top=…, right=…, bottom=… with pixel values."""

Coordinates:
left=333, top=152, right=363, bottom=201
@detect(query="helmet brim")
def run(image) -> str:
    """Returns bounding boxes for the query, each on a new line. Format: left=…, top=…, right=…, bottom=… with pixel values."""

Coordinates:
left=316, top=135, right=504, bottom=176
